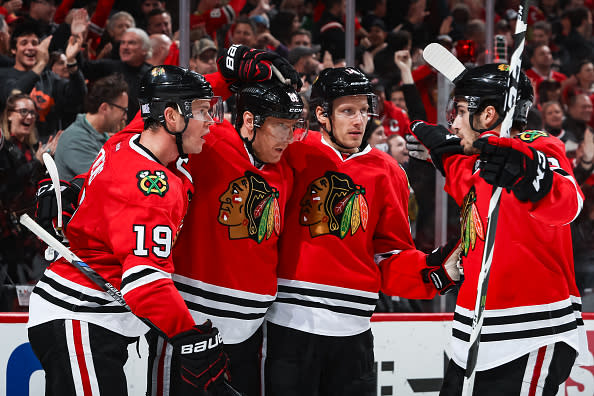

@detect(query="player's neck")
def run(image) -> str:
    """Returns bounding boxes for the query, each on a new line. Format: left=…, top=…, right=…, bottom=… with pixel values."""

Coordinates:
left=139, top=129, right=178, bottom=165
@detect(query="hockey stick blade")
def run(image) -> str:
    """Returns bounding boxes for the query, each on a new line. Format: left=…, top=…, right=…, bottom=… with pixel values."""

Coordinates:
left=422, top=42, right=466, bottom=83
left=271, top=64, right=290, bottom=85
left=42, top=153, right=64, bottom=232
left=19, top=214, right=245, bottom=396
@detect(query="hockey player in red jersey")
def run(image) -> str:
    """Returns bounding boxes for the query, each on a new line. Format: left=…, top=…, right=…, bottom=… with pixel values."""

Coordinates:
left=409, top=64, right=593, bottom=395
left=145, top=80, right=304, bottom=396
left=264, top=67, right=463, bottom=395
left=27, top=66, right=232, bottom=395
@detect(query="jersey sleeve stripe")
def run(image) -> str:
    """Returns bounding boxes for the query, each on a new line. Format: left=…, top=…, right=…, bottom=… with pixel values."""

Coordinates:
left=175, top=281, right=275, bottom=309
left=121, top=267, right=172, bottom=295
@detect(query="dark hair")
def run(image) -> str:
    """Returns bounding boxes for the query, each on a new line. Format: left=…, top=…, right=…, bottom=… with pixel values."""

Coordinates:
left=48, top=51, right=65, bottom=70
left=537, top=79, right=561, bottom=104
left=146, top=8, right=170, bottom=19
left=233, top=17, right=257, bottom=35
left=84, top=74, right=129, bottom=114
left=10, top=22, right=40, bottom=50
left=573, top=58, right=593, bottom=76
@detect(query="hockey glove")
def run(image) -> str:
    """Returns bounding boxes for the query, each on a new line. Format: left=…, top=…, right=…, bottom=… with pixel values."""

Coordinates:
left=422, top=238, right=463, bottom=295
left=409, top=120, right=463, bottom=175
left=170, top=320, right=230, bottom=392
left=35, top=178, right=80, bottom=240
left=473, top=136, right=553, bottom=202
left=405, top=133, right=430, bottom=161
left=217, top=45, right=302, bottom=91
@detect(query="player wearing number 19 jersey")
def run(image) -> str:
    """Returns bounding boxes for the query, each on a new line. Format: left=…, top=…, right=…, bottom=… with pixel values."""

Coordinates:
left=27, top=66, right=229, bottom=395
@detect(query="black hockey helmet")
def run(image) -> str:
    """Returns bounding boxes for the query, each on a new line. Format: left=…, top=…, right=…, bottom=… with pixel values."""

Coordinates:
left=235, top=79, right=304, bottom=129
left=452, top=63, right=533, bottom=132
left=235, top=80, right=306, bottom=164
left=139, top=65, right=222, bottom=125
left=310, top=67, right=378, bottom=116
left=138, top=65, right=223, bottom=158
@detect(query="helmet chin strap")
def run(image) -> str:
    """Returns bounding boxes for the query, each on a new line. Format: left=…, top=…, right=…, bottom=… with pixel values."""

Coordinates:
left=162, top=115, right=190, bottom=159
left=239, top=124, right=266, bottom=167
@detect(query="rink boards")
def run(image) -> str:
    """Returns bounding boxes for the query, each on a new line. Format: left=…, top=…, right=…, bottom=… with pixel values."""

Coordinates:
left=1, top=313, right=593, bottom=396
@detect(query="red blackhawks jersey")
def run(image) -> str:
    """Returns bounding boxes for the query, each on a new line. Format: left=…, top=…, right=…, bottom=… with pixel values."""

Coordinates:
left=267, top=132, right=437, bottom=337
left=170, top=121, right=294, bottom=344
left=28, top=132, right=195, bottom=339
left=442, top=130, right=591, bottom=371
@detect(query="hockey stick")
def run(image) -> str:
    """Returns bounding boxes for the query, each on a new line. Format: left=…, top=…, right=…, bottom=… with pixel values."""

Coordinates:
left=422, top=42, right=467, bottom=83
left=461, top=2, right=529, bottom=395
left=19, top=214, right=244, bottom=396
left=271, top=64, right=291, bottom=85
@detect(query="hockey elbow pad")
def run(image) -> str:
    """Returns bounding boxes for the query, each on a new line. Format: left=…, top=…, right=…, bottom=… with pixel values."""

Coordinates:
left=422, top=238, right=463, bottom=295
left=409, top=120, right=463, bottom=176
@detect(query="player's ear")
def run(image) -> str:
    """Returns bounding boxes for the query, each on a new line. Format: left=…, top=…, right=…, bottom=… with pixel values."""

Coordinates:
left=482, top=105, right=499, bottom=129
left=316, top=106, right=329, bottom=128
left=241, top=111, right=255, bottom=140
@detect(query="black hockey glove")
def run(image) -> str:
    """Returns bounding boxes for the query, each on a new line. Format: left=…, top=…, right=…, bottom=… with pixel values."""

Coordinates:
left=422, top=238, right=463, bottom=295
left=35, top=178, right=80, bottom=240
left=217, top=45, right=302, bottom=91
left=473, top=136, right=553, bottom=202
left=170, top=320, right=230, bottom=392
left=409, top=120, right=463, bottom=175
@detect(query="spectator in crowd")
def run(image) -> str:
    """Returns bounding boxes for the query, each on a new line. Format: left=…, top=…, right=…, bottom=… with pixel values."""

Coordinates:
left=575, top=126, right=594, bottom=185
left=81, top=27, right=152, bottom=122
left=146, top=33, right=171, bottom=66
left=230, top=18, right=258, bottom=47
left=558, top=6, right=594, bottom=76
left=23, top=0, right=58, bottom=38
left=525, top=43, right=567, bottom=103
left=366, top=117, right=388, bottom=151
left=389, top=86, right=408, bottom=113
left=137, top=0, right=167, bottom=29
left=0, top=15, right=12, bottom=66
left=530, top=20, right=555, bottom=51
left=541, top=100, right=578, bottom=155
left=361, top=0, right=387, bottom=31
left=48, top=51, right=68, bottom=79
left=288, top=28, right=312, bottom=50
left=54, top=74, right=128, bottom=181
left=563, top=91, right=593, bottom=151
left=95, top=11, right=135, bottom=60
left=0, top=21, right=86, bottom=140
left=0, top=93, right=60, bottom=291
left=365, top=19, right=388, bottom=55
left=145, top=8, right=172, bottom=38
left=315, top=0, right=346, bottom=61
left=387, top=134, right=409, bottom=166
left=270, top=10, right=300, bottom=47
left=288, top=45, right=320, bottom=77
left=189, top=37, right=217, bottom=74
left=537, top=78, right=562, bottom=106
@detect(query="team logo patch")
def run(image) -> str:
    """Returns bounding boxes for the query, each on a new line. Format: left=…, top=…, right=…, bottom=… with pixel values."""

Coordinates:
left=151, top=66, right=166, bottom=76
left=217, top=171, right=281, bottom=243
left=300, top=171, right=368, bottom=239
left=519, top=130, right=548, bottom=142
left=498, top=64, right=510, bottom=72
left=137, top=170, right=169, bottom=196
left=461, top=187, right=484, bottom=257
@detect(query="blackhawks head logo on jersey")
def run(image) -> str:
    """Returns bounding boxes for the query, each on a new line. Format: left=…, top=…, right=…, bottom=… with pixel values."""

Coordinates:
left=218, top=171, right=281, bottom=242
left=461, top=186, right=484, bottom=256
left=300, top=171, right=368, bottom=239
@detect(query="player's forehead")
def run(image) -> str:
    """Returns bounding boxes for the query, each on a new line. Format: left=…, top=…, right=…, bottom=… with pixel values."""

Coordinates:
left=333, top=95, right=369, bottom=108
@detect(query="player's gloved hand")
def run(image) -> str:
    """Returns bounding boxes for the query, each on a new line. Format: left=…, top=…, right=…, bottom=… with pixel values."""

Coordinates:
left=170, top=320, right=230, bottom=392
left=409, top=120, right=463, bottom=175
left=35, top=178, right=80, bottom=240
left=422, top=238, right=463, bottom=295
left=217, top=44, right=302, bottom=90
left=405, top=134, right=430, bottom=161
left=473, top=136, right=553, bottom=202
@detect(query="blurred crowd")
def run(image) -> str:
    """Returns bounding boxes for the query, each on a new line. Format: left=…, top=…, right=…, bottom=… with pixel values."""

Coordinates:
left=0, top=0, right=592, bottom=312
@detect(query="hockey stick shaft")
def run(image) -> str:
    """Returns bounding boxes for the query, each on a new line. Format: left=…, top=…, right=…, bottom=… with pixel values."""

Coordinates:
left=271, top=64, right=290, bottom=85
left=462, top=2, right=529, bottom=395
left=19, top=214, right=244, bottom=396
